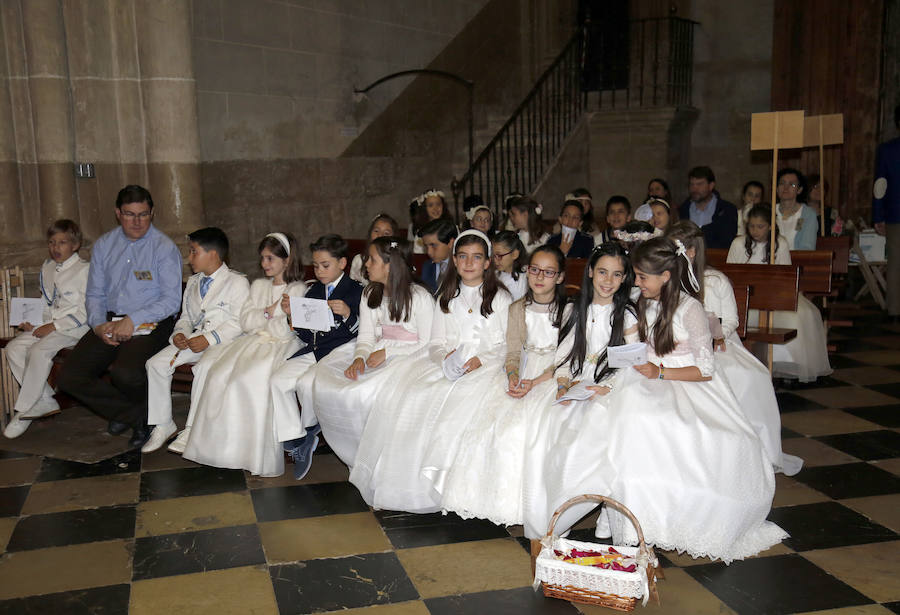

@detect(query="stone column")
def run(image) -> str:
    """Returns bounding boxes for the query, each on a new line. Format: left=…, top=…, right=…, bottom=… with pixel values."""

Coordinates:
left=20, top=0, right=78, bottom=227
left=0, top=7, right=24, bottom=243
left=135, top=0, right=205, bottom=238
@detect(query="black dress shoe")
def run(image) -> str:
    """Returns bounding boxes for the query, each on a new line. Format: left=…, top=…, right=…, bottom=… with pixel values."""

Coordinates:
left=128, top=425, right=151, bottom=449
left=108, top=420, right=130, bottom=436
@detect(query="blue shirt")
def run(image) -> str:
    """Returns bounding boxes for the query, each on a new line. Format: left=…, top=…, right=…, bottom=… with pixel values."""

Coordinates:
left=689, top=194, right=718, bottom=229
left=873, top=137, right=900, bottom=224
left=85, top=224, right=183, bottom=328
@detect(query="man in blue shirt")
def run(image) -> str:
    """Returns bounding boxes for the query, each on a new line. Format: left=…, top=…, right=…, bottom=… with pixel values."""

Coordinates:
left=678, top=166, right=738, bottom=250
left=59, top=185, right=182, bottom=448
left=873, top=105, right=900, bottom=319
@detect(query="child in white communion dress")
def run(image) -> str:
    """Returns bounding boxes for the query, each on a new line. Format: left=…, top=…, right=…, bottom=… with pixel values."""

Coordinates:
left=350, top=230, right=511, bottom=513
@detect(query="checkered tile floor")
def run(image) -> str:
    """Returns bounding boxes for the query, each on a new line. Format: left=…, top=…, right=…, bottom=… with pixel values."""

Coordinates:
left=1, top=312, right=899, bottom=614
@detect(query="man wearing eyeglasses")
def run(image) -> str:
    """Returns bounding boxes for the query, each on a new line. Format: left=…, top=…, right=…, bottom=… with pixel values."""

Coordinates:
left=59, top=185, right=182, bottom=449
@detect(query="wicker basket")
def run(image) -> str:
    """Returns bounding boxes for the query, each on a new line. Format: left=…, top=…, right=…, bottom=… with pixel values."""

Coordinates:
left=534, top=494, right=661, bottom=612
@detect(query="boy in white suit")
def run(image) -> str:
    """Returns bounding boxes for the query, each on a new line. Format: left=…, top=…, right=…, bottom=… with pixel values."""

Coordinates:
left=4, top=220, right=91, bottom=439
left=141, top=227, right=250, bottom=453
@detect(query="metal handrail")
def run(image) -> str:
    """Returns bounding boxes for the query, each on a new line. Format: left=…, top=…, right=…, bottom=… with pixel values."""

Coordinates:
left=451, top=30, right=587, bottom=218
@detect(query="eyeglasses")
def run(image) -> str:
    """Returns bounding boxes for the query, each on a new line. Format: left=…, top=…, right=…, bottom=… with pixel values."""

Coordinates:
left=777, top=182, right=799, bottom=189
left=527, top=266, right=559, bottom=278
left=493, top=250, right=513, bottom=261
left=121, top=211, right=152, bottom=220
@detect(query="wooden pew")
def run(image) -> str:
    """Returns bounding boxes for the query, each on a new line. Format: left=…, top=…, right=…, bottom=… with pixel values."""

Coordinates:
left=564, top=258, right=587, bottom=296
left=733, top=284, right=750, bottom=339
left=790, top=250, right=833, bottom=296
left=716, top=264, right=800, bottom=344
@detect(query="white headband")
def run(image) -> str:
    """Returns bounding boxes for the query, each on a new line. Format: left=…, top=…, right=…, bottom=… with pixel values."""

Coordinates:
left=455, top=229, right=492, bottom=257
left=417, top=189, right=445, bottom=205
left=564, top=193, right=592, bottom=203
left=265, top=232, right=291, bottom=256
left=465, top=205, right=492, bottom=221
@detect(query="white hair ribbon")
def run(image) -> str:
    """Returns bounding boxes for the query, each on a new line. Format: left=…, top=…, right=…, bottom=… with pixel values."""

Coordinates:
left=455, top=228, right=492, bottom=257
left=389, top=240, right=398, bottom=249
left=265, top=232, right=291, bottom=256
left=465, top=205, right=491, bottom=221
left=534, top=203, right=543, bottom=215
left=673, top=238, right=700, bottom=293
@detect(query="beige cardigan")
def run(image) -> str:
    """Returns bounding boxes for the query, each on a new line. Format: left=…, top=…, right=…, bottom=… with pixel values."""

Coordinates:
left=504, top=297, right=558, bottom=378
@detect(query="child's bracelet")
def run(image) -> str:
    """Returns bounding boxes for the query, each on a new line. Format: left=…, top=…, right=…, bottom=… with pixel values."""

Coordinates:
left=507, top=369, right=518, bottom=378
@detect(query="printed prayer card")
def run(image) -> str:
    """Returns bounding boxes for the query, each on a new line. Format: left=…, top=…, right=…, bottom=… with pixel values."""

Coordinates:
left=290, top=297, right=335, bottom=332
left=606, top=342, right=648, bottom=368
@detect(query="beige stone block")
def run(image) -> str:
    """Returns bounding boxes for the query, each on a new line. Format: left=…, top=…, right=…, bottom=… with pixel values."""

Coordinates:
left=263, top=48, right=317, bottom=99
left=221, top=0, right=290, bottom=47
left=39, top=162, right=79, bottom=222
left=74, top=174, right=103, bottom=241
left=135, top=0, right=195, bottom=79
left=28, top=78, right=74, bottom=161
left=197, top=91, right=228, bottom=162
left=0, top=456, right=42, bottom=487
left=108, top=0, right=140, bottom=78
left=0, top=162, right=25, bottom=241
left=192, top=0, right=223, bottom=39
left=0, top=2, right=27, bottom=77
left=142, top=80, right=202, bottom=162
left=147, top=162, right=205, bottom=231
left=259, top=512, right=390, bottom=563
left=194, top=39, right=266, bottom=94
left=0, top=77, right=13, bottom=160
left=130, top=565, right=278, bottom=615
left=71, top=79, right=121, bottom=161
left=0, top=540, right=132, bottom=599
left=222, top=93, right=294, bottom=160
left=267, top=158, right=322, bottom=204
left=136, top=492, right=257, bottom=537
left=288, top=5, right=319, bottom=53
left=802, top=541, right=900, bottom=603
left=62, top=0, right=114, bottom=78
left=22, top=473, right=141, bottom=514
left=20, top=0, right=68, bottom=74
left=114, top=80, right=148, bottom=164
left=397, top=538, right=532, bottom=599
left=0, top=517, right=16, bottom=553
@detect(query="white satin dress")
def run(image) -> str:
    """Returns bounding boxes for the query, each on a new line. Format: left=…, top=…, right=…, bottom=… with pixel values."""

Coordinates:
left=521, top=303, right=636, bottom=539
left=703, top=269, right=803, bottom=476
left=183, top=278, right=307, bottom=477
left=437, top=301, right=564, bottom=526
left=312, top=286, right=434, bottom=468
left=350, top=283, right=511, bottom=513
left=597, top=294, right=786, bottom=563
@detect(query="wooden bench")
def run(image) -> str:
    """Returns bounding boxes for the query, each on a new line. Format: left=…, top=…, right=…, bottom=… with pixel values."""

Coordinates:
left=707, top=248, right=834, bottom=297
left=564, top=258, right=587, bottom=296
left=715, top=264, right=800, bottom=344
left=733, top=284, right=750, bottom=339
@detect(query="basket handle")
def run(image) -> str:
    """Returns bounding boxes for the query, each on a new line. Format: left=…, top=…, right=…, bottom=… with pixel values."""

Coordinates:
left=544, top=494, right=651, bottom=558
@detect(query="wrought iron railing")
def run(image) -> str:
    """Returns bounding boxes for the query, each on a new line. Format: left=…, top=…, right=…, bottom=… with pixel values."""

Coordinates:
left=593, top=16, right=698, bottom=109
left=451, top=31, right=587, bottom=218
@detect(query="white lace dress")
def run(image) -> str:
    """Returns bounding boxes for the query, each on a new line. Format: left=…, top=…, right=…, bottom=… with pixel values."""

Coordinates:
left=521, top=303, right=635, bottom=539
left=350, top=283, right=511, bottom=513
left=183, top=278, right=307, bottom=477
left=598, top=294, right=786, bottom=562
left=703, top=269, right=803, bottom=475
left=436, top=301, right=563, bottom=526
left=727, top=237, right=832, bottom=382
left=312, top=286, right=434, bottom=468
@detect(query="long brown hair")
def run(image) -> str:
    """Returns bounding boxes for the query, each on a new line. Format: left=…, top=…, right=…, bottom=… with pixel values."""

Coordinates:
left=364, top=237, right=424, bottom=322
left=438, top=233, right=505, bottom=315
left=665, top=220, right=706, bottom=302
left=258, top=232, right=302, bottom=283
left=631, top=237, right=688, bottom=356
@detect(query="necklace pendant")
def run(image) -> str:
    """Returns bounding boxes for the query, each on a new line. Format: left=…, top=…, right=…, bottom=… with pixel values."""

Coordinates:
left=468, top=308, right=473, bottom=314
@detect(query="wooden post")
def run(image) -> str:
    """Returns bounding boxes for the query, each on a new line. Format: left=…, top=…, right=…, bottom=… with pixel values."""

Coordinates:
left=751, top=111, right=805, bottom=373
left=803, top=114, right=844, bottom=237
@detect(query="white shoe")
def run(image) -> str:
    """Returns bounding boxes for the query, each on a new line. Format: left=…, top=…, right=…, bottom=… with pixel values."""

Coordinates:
left=167, top=426, right=191, bottom=454
left=141, top=421, right=178, bottom=453
left=3, top=414, right=32, bottom=439
left=20, top=398, right=61, bottom=419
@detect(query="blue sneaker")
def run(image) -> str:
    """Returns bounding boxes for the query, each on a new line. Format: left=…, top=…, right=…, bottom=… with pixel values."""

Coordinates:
left=289, top=424, right=321, bottom=480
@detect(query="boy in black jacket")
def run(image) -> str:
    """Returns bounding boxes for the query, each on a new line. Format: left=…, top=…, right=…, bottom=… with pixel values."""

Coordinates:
left=272, top=234, right=363, bottom=479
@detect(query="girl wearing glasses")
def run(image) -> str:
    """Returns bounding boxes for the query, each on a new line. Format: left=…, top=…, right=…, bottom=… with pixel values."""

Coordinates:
left=523, top=241, right=638, bottom=539
left=351, top=230, right=511, bottom=513
left=492, top=231, right=529, bottom=301
left=775, top=168, right=818, bottom=250
left=436, top=246, right=569, bottom=526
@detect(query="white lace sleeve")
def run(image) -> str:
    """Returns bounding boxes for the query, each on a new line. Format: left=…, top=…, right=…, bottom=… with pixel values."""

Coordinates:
left=681, top=298, right=715, bottom=377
